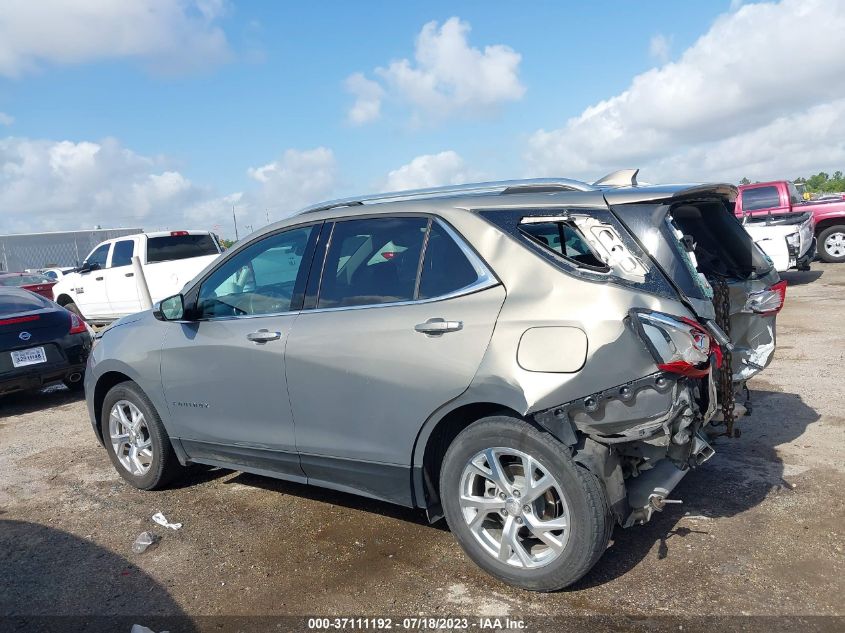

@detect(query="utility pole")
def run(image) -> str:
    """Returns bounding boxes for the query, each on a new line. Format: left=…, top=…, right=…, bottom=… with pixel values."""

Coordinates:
left=232, top=205, right=239, bottom=241
left=266, top=209, right=270, bottom=225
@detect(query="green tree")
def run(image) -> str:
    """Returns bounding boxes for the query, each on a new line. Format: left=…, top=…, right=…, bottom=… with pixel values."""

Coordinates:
left=740, top=177, right=751, bottom=185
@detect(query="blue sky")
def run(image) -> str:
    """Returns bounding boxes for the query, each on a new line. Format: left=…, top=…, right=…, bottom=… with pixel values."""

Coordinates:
left=1, top=0, right=843, bottom=237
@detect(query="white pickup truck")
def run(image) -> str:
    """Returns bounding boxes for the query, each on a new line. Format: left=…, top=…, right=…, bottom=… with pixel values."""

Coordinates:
left=741, top=211, right=816, bottom=273
left=53, top=230, right=223, bottom=323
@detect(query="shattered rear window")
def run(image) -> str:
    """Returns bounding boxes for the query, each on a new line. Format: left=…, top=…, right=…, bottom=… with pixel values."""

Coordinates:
left=519, top=220, right=609, bottom=271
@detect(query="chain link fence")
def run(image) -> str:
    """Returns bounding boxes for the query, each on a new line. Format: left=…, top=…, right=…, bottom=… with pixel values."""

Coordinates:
left=0, top=229, right=141, bottom=272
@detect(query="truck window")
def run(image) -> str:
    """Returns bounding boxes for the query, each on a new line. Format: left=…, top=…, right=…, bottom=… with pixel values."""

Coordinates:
left=787, top=183, right=803, bottom=205
left=146, top=234, right=219, bottom=263
left=110, top=240, right=135, bottom=268
left=84, top=243, right=111, bottom=270
left=742, top=186, right=780, bottom=211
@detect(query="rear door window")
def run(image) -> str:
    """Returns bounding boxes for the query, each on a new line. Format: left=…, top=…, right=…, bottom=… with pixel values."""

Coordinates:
left=110, top=240, right=135, bottom=268
left=147, top=234, right=219, bottom=263
left=742, top=186, right=780, bottom=211
left=418, top=221, right=482, bottom=299
left=318, top=217, right=427, bottom=308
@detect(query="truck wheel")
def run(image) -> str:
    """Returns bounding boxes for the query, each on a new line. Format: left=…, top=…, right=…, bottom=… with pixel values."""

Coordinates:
left=63, top=301, right=83, bottom=318
left=818, top=225, right=845, bottom=263
left=439, top=416, right=611, bottom=591
left=101, top=381, right=183, bottom=490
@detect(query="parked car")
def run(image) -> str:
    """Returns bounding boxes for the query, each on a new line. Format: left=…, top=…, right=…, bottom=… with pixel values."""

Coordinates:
left=39, top=267, right=76, bottom=281
left=740, top=211, right=815, bottom=272
left=0, top=287, right=92, bottom=394
left=737, top=180, right=845, bottom=263
left=86, top=172, right=781, bottom=591
left=0, top=272, right=57, bottom=300
left=53, top=230, right=223, bottom=324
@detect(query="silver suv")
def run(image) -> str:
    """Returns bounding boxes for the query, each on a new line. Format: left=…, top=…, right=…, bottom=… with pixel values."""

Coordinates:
left=86, top=171, right=783, bottom=591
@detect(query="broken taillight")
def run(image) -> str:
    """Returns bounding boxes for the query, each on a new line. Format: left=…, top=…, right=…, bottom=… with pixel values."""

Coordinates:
left=744, top=280, right=787, bottom=316
left=630, top=310, right=714, bottom=378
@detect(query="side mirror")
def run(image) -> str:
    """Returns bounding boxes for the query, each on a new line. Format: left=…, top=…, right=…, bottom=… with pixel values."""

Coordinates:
left=153, top=294, right=185, bottom=321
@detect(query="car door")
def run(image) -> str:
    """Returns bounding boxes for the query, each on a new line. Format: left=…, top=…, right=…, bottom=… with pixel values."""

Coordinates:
left=285, top=216, right=506, bottom=504
left=75, top=242, right=112, bottom=317
left=159, top=224, right=319, bottom=478
left=104, top=238, right=141, bottom=316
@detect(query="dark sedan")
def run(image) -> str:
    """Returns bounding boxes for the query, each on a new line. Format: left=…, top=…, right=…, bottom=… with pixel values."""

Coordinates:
left=0, top=272, right=57, bottom=300
left=0, top=288, right=92, bottom=395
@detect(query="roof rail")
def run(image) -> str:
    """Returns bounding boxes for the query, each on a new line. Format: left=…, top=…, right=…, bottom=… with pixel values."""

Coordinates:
left=297, top=178, right=596, bottom=215
left=592, top=169, right=639, bottom=188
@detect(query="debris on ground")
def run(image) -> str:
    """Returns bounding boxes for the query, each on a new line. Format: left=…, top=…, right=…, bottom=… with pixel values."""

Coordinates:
left=131, top=531, right=160, bottom=554
left=152, top=511, right=182, bottom=530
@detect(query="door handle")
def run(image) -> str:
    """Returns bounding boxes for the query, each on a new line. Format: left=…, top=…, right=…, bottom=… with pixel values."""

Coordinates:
left=125, top=272, right=134, bottom=277
left=414, top=318, right=463, bottom=336
left=246, top=329, right=282, bottom=343
left=95, top=276, right=104, bottom=281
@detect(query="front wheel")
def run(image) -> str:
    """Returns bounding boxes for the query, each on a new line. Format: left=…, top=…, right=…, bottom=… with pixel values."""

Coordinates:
left=439, top=416, right=611, bottom=592
left=818, top=225, right=845, bottom=263
left=101, top=381, right=182, bottom=490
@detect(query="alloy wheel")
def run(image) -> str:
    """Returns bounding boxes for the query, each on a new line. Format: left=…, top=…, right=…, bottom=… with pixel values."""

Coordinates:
left=824, top=231, right=845, bottom=258
left=458, top=447, right=570, bottom=569
left=109, top=399, right=153, bottom=476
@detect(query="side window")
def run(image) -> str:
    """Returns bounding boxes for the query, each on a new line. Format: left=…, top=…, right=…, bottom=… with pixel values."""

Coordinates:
left=84, top=244, right=111, bottom=271
left=110, top=240, right=135, bottom=268
left=418, top=222, right=482, bottom=299
left=519, top=220, right=607, bottom=269
left=197, top=225, right=314, bottom=318
left=742, top=186, right=780, bottom=211
left=318, top=217, right=427, bottom=308
left=787, top=183, right=803, bottom=205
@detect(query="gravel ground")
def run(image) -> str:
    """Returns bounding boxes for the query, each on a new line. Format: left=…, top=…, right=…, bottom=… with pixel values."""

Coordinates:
left=1, top=263, right=843, bottom=627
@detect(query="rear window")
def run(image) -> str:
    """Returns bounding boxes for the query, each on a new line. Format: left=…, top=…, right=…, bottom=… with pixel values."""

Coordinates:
left=742, top=186, right=780, bottom=211
left=146, top=234, right=219, bottom=263
left=0, top=274, right=51, bottom=286
left=0, top=290, right=49, bottom=315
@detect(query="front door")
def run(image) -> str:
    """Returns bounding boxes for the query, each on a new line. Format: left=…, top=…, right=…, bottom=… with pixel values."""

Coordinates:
left=160, top=224, right=318, bottom=478
left=75, top=242, right=112, bottom=318
left=285, top=216, right=505, bottom=504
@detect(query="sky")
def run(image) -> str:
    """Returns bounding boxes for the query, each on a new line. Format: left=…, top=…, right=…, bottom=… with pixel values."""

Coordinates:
left=1, top=0, right=844, bottom=238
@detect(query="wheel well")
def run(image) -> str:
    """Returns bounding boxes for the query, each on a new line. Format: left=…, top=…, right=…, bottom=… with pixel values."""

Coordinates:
left=815, top=218, right=845, bottom=235
left=419, top=402, right=522, bottom=516
left=92, top=371, right=133, bottom=443
left=55, top=294, right=73, bottom=307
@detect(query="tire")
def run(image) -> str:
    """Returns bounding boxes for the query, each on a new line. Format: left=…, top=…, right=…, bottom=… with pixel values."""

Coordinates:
left=818, top=225, right=845, bottom=263
left=63, top=301, right=83, bottom=318
left=101, top=381, right=182, bottom=490
left=439, top=416, right=611, bottom=592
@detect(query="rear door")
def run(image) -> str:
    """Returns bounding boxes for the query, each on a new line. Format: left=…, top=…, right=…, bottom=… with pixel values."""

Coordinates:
left=104, top=238, right=141, bottom=315
left=285, top=216, right=505, bottom=504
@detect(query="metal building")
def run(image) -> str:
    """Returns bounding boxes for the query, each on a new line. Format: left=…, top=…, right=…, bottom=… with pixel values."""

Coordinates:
left=0, top=228, right=142, bottom=272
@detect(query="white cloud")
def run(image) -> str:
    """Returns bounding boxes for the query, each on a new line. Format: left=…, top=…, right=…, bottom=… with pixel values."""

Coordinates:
left=0, top=137, right=338, bottom=237
left=345, top=73, right=384, bottom=125
left=383, top=151, right=479, bottom=191
left=525, top=0, right=845, bottom=183
left=0, top=0, right=231, bottom=77
left=648, top=34, right=672, bottom=63
left=0, top=112, right=13, bottom=126
left=347, top=17, right=524, bottom=125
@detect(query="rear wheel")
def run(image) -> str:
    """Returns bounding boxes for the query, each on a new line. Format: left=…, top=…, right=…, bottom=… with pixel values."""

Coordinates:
left=101, top=381, right=182, bottom=490
left=818, top=225, right=845, bottom=263
left=439, top=416, right=611, bottom=591
left=62, top=301, right=83, bottom=318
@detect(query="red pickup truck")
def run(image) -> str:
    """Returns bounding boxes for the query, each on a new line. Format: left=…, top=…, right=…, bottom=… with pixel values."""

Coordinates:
left=736, top=180, right=845, bottom=263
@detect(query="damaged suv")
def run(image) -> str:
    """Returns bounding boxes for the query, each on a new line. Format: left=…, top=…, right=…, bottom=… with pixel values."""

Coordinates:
left=85, top=170, right=783, bottom=591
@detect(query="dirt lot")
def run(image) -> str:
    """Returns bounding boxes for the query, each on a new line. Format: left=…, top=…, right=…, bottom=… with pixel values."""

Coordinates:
left=1, top=264, right=843, bottom=627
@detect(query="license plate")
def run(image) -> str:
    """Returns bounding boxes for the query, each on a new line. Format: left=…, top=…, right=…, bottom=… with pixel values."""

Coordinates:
left=11, top=346, right=47, bottom=368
